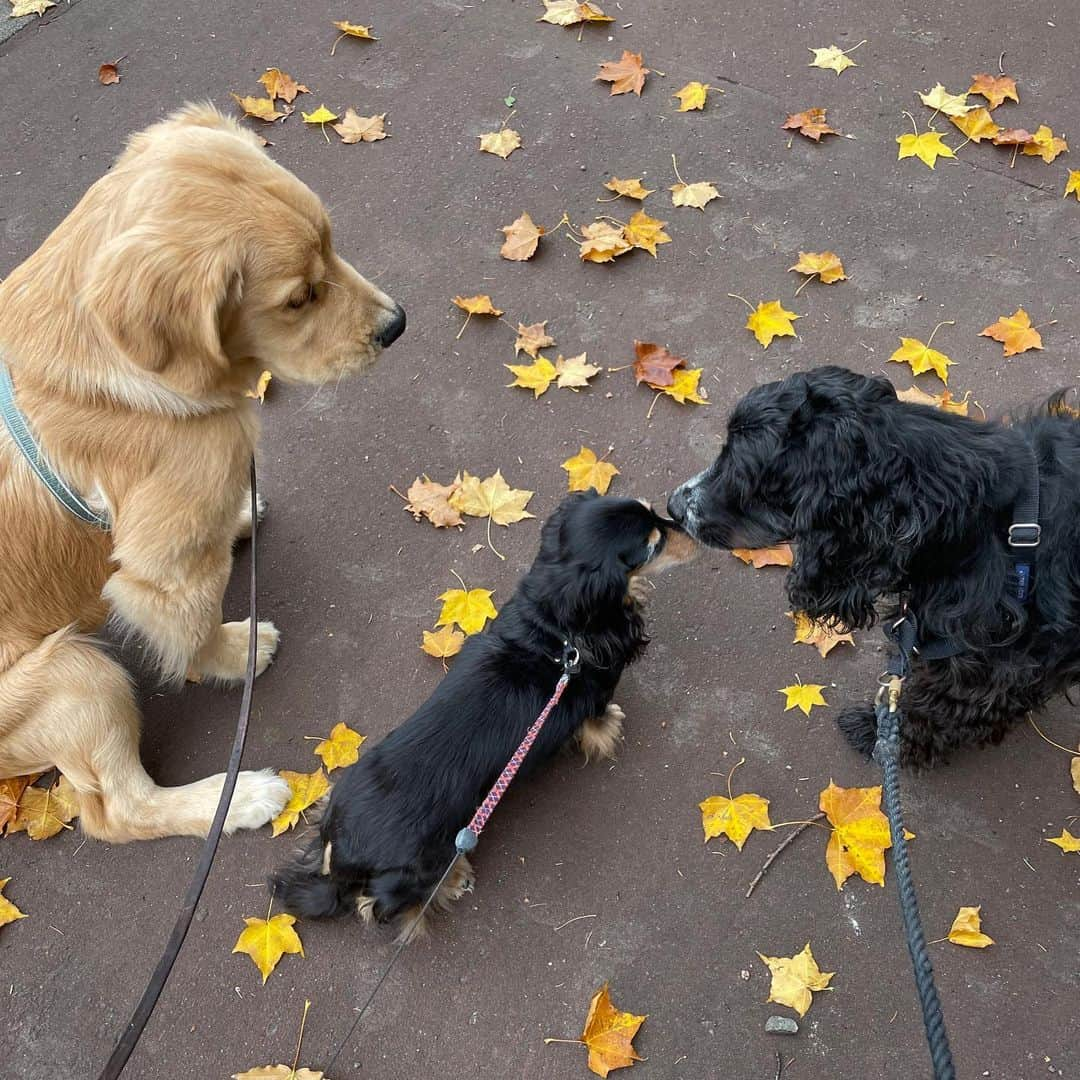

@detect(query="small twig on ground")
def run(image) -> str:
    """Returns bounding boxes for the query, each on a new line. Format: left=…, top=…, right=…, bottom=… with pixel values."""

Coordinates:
left=774, top=1050, right=784, bottom=1080
left=745, top=812, right=825, bottom=898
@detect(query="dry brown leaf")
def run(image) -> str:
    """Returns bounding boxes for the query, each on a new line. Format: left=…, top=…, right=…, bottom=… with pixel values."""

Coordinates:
left=669, top=180, right=720, bottom=210
left=403, top=476, right=463, bottom=528
left=782, top=107, right=838, bottom=141
left=332, top=110, right=388, bottom=143
left=731, top=544, right=793, bottom=568
left=603, top=176, right=654, bottom=200
left=479, top=129, right=522, bottom=158
left=632, top=341, right=686, bottom=387
left=595, top=51, right=649, bottom=96
left=514, top=321, right=555, bottom=358
left=554, top=353, right=601, bottom=390
left=258, top=68, right=310, bottom=103
left=500, top=212, right=545, bottom=261
left=578, top=220, right=631, bottom=262
left=97, top=61, right=120, bottom=85
left=968, top=73, right=1018, bottom=109
left=979, top=308, right=1043, bottom=357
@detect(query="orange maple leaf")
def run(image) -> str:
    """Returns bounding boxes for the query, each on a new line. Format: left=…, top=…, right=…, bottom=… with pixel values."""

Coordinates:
left=782, top=108, right=838, bottom=141
left=595, top=51, right=649, bottom=96
left=979, top=308, right=1044, bottom=357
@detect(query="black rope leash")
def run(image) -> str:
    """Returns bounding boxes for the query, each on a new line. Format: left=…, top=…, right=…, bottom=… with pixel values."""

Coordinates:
left=324, top=644, right=581, bottom=1073
left=97, top=460, right=262, bottom=1080
left=874, top=615, right=956, bottom=1080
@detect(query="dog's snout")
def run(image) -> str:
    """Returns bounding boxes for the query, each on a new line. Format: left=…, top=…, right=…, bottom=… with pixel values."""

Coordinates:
left=376, top=303, right=406, bottom=348
left=668, top=485, right=691, bottom=523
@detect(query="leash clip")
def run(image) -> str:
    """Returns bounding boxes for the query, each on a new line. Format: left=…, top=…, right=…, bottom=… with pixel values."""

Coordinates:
left=561, top=642, right=581, bottom=675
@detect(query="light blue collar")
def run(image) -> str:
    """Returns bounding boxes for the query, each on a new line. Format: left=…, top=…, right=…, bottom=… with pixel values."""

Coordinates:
left=0, top=358, right=111, bottom=530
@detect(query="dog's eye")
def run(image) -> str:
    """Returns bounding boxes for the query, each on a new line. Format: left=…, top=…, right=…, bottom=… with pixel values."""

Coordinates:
left=287, top=285, right=316, bottom=309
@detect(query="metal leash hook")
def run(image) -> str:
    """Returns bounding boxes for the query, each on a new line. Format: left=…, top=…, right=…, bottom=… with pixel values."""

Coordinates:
left=327, top=645, right=581, bottom=1072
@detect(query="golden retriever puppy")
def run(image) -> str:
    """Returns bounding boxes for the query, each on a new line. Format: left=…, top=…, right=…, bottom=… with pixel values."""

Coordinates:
left=0, top=103, right=406, bottom=842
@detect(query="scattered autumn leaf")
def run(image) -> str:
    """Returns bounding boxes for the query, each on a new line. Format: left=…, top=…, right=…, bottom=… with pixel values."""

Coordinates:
left=402, top=476, right=463, bottom=528
left=313, top=722, right=365, bottom=772
left=1022, top=124, right=1068, bottom=164
left=562, top=446, right=619, bottom=494
left=1047, top=828, right=1080, bottom=854
left=479, top=128, right=522, bottom=158
left=731, top=544, right=794, bottom=568
left=820, top=780, right=891, bottom=889
left=1072, top=750, right=1080, bottom=795
left=0, top=878, right=27, bottom=930
left=579, top=220, right=632, bottom=262
left=10, top=0, right=55, bottom=15
left=604, top=176, right=654, bottom=200
left=745, top=300, right=801, bottom=348
left=808, top=45, right=856, bottom=75
left=331, top=20, right=376, bottom=55
left=246, top=370, right=272, bottom=403
left=233, top=999, right=323, bottom=1079
left=669, top=179, right=720, bottom=210
left=8, top=776, right=78, bottom=840
left=969, top=73, right=1018, bottom=110
left=436, top=585, right=498, bottom=636
left=98, top=61, right=120, bottom=85
left=992, top=127, right=1035, bottom=148
left=896, top=131, right=955, bottom=169
left=779, top=682, right=827, bottom=717
left=271, top=769, right=329, bottom=837
left=889, top=336, right=954, bottom=383
left=979, top=308, right=1043, bottom=357
left=896, top=386, right=972, bottom=416
left=515, top=321, right=556, bottom=358
left=950, top=107, right=1000, bottom=143
left=500, top=212, right=545, bottom=261
left=1065, top=170, right=1080, bottom=200
left=301, top=105, right=339, bottom=125
left=595, top=51, right=649, bottom=96
left=758, top=943, right=834, bottom=1017
left=658, top=367, right=708, bottom=405
left=623, top=210, right=671, bottom=256
left=258, top=68, right=310, bottom=103
left=918, top=83, right=973, bottom=117
left=782, top=108, right=838, bottom=141
left=539, top=0, right=612, bottom=26
left=674, top=81, right=711, bottom=112
left=946, top=905, right=995, bottom=947
left=633, top=341, right=686, bottom=387
left=231, top=94, right=288, bottom=123
left=450, top=470, right=535, bottom=529
left=452, top=294, right=503, bottom=336
left=578, top=984, right=647, bottom=1077
left=699, top=772, right=771, bottom=851
left=789, top=251, right=846, bottom=284
left=0, top=775, right=35, bottom=833
left=789, top=612, right=854, bottom=658
left=421, top=624, right=466, bottom=661
left=506, top=357, right=558, bottom=397
left=555, top=353, right=601, bottom=390
left=233, top=912, right=304, bottom=983
left=332, top=110, right=388, bottom=144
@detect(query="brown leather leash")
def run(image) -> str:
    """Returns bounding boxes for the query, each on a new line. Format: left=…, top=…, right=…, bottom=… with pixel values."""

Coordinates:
left=97, top=459, right=262, bottom=1080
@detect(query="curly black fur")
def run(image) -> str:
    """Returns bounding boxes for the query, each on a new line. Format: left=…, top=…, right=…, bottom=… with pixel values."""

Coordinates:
left=669, top=364, right=1080, bottom=768
left=272, top=492, right=688, bottom=927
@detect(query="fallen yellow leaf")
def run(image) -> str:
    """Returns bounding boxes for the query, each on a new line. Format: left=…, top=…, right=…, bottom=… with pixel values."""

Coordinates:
left=246, top=370, right=272, bottom=403
left=1046, top=828, right=1080, bottom=854
left=657, top=367, right=707, bottom=405
left=1065, top=170, right=1080, bottom=201
left=946, top=905, right=995, bottom=947
left=554, top=353, right=601, bottom=390
left=896, top=386, right=972, bottom=415
left=301, top=105, right=338, bottom=125
left=11, top=0, right=55, bottom=16
left=1022, top=124, right=1068, bottom=164
left=778, top=683, right=827, bottom=717
left=674, top=81, right=711, bottom=111
left=258, top=68, right=310, bottom=104
left=479, top=128, right=522, bottom=158
left=515, top=320, right=556, bottom=358
left=758, top=943, right=835, bottom=1017
left=450, top=470, right=534, bottom=526
left=402, top=476, right=463, bottom=528
left=789, top=251, right=846, bottom=284
left=580, top=984, right=646, bottom=1077
left=452, top=294, right=503, bottom=337
left=950, top=107, right=1000, bottom=143
left=699, top=791, right=771, bottom=850
left=506, top=357, right=558, bottom=397
left=745, top=300, right=801, bottom=348
left=233, top=912, right=304, bottom=984
left=889, top=336, right=954, bottom=383
left=896, top=131, right=955, bottom=169
left=232, top=999, right=324, bottom=1079
left=271, top=769, right=329, bottom=837
left=313, top=722, right=364, bottom=772
left=918, top=83, right=973, bottom=117
left=8, top=776, right=78, bottom=840
left=0, top=775, right=36, bottom=833
left=604, top=176, right=654, bottom=200
left=500, top=212, right=545, bottom=261
left=539, top=0, right=612, bottom=26
left=808, top=44, right=856, bottom=75
left=0, top=878, right=27, bottom=931
left=231, top=94, right=288, bottom=123
left=789, top=612, right=854, bottom=658
left=579, top=220, right=632, bottom=262
left=421, top=624, right=466, bottom=661
left=669, top=180, right=720, bottom=210
left=562, top=446, right=619, bottom=495
left=820, top=780, right=891, bottom=889
left=623, top=210, right=671, bottom=257
left=436, top=585, right=498, bottom=636
left=331, top=20, right=376, bottom=50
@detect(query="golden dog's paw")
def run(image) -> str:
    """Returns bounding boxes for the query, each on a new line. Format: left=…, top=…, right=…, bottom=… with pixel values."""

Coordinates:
left=193, top=619, right=280, bottom=683
left=578, top=702, right=625, bottom=762
left=222, top=769, right=291, bottom=832
left=234, top=492, right=268, bottom=541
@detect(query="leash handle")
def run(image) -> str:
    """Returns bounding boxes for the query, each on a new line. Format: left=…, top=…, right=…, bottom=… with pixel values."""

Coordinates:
left=457, top=672, right=571, bottom=853
left=98, top=460, right=261, bottom=1080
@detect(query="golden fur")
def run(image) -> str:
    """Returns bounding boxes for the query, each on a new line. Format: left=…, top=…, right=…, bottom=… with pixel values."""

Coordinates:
left=0, top=104, right=404, bottom=842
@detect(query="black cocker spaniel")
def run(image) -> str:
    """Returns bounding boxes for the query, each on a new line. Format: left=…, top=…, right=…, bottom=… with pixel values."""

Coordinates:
left=272, top=491, right=696, bottom=937
left=668, top=364, right=1080, bottom=768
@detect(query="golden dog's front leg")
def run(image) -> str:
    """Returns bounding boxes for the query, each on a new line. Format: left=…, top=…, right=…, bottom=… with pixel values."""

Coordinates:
left=188, top=618, right=280, bottom=684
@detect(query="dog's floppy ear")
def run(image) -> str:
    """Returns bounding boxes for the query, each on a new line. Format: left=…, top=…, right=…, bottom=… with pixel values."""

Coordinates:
left=81, top=224, right=242, bottom=378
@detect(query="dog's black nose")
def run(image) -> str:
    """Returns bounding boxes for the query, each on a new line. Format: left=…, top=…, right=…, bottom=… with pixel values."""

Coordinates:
left=668, top=486, right=689, bottom=522
left=377, top=304, right=406, bottom=348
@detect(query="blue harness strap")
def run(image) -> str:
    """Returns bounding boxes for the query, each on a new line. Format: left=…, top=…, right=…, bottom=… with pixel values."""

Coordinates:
left=0, top=358, right=111, bottom=531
